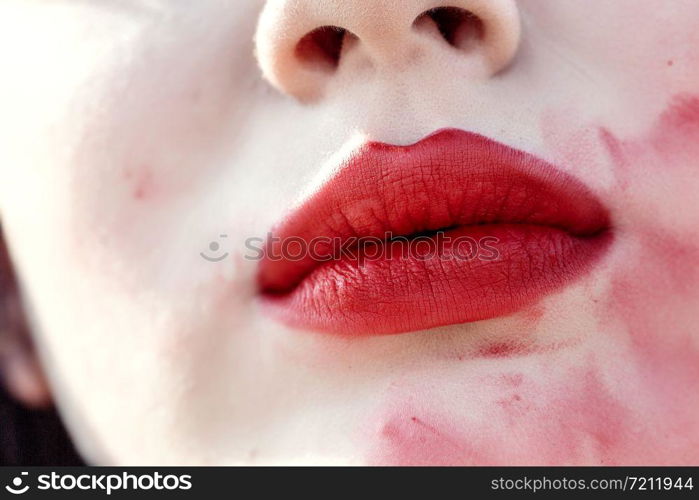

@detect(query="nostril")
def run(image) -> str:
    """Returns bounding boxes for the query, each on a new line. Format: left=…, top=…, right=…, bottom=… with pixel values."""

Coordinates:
left=295, top=26, right=354, bottom=73
left=413, top=7, right=484, bottom=51
left=256, top=0, right=520, bottom=100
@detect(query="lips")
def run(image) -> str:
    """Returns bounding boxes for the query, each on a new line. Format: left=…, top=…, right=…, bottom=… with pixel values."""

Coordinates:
left=258, top=128, right=611, bottom=335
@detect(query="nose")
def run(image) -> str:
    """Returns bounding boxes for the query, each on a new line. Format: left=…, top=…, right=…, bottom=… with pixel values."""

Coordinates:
left=255, top=0, right=521, bottom=101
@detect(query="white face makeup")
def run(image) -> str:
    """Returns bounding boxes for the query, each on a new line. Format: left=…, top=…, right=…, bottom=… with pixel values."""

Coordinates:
left=0, top=0, right=698, bottom=464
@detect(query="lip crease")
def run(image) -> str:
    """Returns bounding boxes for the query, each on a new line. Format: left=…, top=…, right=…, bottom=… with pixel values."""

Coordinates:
left=258, top=128, right=612, bottom=335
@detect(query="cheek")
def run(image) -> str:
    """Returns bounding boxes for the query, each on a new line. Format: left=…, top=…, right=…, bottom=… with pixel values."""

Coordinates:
left=60, top=81, right=235, bottom=293
left=601, top=96, right=699, bottom=441
left=40, top=15, right=250, bottom=286
left=123, top=164, right=159, bottom=202
left=570, top=94, right=699, bottom=455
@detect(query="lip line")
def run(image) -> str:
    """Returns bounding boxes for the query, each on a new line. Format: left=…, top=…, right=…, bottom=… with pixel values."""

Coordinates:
left=259, top=128, right=610, bottom=294
left=258, top=127, right=612, bottom=335
left=267, top=220, right=609, bottom=297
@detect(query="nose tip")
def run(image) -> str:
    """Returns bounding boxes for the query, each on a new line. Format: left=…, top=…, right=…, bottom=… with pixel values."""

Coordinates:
left=255, top=0, right=521, bottom=101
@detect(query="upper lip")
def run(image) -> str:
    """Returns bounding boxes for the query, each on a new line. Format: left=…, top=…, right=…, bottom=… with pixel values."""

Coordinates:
left=259, top=128, right=610, bottom=295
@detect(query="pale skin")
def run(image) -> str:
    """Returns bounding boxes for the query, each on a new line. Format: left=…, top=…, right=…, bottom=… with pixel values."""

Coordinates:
left=0, top=0, right=698, bottom=464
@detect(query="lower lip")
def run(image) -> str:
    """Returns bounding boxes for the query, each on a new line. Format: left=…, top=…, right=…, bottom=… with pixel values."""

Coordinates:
left=260, top=223, right=611, bottom=335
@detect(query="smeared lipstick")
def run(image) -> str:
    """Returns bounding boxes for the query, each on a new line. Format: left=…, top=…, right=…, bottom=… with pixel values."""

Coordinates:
left=258, top=129, right=611, bottom=335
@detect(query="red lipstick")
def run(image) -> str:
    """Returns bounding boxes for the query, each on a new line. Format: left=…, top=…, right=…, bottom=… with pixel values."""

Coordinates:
left=258, top=129, right=611, bottom=335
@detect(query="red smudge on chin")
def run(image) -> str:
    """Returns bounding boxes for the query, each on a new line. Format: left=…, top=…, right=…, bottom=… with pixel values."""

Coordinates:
left=368, top=405, right=480, bottom=466
left=477, top=340, right=530, bottom=358
left=368, top=365, right=635, bottom=465
left=457, top=305, right=544, bottom=359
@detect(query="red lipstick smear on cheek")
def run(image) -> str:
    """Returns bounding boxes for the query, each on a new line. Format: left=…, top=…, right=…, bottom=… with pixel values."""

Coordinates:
left=476, top=340, right=530, bottom=358
left=600, top=95, right=699, bottom=455
left=600, top=94, right=699, bottom=362
left=372, top=411, right=482, bottom=466
left=365, top=399, right=487, bottom=466
left=600, top=95, right=699, bottom=182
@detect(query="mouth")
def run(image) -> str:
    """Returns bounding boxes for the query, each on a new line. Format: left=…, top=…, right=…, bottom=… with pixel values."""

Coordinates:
left=257, top=128, right=612, bottom=335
